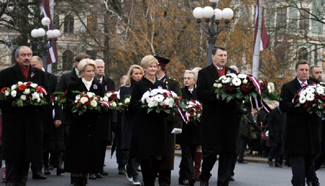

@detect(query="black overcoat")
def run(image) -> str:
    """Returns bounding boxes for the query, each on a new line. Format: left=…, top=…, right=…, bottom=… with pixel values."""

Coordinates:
left=120, top=83, right=135, bottom=151
left=0, top=64, right=49, bottom=162
left=196, top=65, right=240, bottom=153
left=64, top=78, right=104, bottom=173
left=129, top=77, right=168, bottom=163
left=266, top=107, right=283, bottom=144
left=280, top=78, right=321, bottom=154
left=176, top=87, right=201, bottom=145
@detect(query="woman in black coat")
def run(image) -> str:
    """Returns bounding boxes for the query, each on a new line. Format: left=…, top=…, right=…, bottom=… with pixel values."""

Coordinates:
left=64, top=59, right=104, bottom=186
left=120, top=64, right=144, bottom=185
left=129, top=55, right=168, bottom=186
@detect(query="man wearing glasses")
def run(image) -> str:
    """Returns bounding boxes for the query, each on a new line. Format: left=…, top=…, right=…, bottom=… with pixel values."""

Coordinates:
left=0, top=46, right=49, bottom=185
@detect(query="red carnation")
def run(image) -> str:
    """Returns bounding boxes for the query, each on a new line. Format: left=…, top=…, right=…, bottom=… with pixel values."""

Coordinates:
left=303, top=105, right=308, bottom=109
left=84, top=101, right=90, bottom=106
left=36, top=87, right=44, bottom=93
left=26, top=82, right=31, bottom=87
left=162, top=92, right=168, bottom=98
left=110, top=94, right=117, bottom=100
left=162, top=105, right=167, bottom=109
left=18, top=84, right=26, bottom=91
left=64, top=90, right=68, bottom=95
left=224, top=84, right=236, bottom=94
left=0, top=87, right=6, bottom=93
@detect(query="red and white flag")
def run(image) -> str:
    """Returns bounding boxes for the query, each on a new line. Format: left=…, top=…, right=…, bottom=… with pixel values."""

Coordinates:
left=41, top=0, right=58, bottom=64
left=254, top=0, right=269, bottom=51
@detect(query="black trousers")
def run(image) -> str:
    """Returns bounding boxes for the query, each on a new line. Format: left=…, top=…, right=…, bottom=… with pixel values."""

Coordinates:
left=268, top=143, right=282, bottom=163
left=125, top=151, right=139, bottom=177
left=314, top=140, right=325, bottom=170
left=290, top=154, right=318, bottom=186
left=6, top=160, right=29, bottom=186
left=158, top=170, right=171, bottom=186
left=179, top=144, right=197, bottom=181
left=199, top=151, right=235, bottom=186
left=238, top=136, right=249, bottom=162
left=100, top=141, right=107, bottom=169
left=114, top=132, right=127, bottom=170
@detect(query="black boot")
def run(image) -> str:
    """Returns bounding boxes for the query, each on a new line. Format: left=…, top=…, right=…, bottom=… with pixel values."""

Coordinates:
left=73, top=176, right=81, bottom=186
left=81, top=177, right=87, bottom=186
left=57, top=152, right=64, bottom=175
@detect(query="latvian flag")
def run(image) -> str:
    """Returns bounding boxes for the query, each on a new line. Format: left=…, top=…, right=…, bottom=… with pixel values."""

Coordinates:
left=41, top=0, right=58, bottom=64
left=254, top=0, right=269, bottom=51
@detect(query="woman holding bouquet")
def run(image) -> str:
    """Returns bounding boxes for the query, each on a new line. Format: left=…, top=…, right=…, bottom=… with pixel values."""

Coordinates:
left=120, top=65, right=144, bottom=185
left=129, top=55, right=168, bottom=186
left=64, top=59, right=104, bottom=186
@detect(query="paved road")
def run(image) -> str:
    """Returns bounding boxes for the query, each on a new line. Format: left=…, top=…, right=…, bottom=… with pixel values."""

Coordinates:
left=3, top=149, right=324, bottom=186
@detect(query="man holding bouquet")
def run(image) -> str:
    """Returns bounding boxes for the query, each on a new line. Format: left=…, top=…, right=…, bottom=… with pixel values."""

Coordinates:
left=197, top=45, right=239, bottom=186
left=0, top=46, right=49, bottom=185
left=280, top=60, right=321, bottom=186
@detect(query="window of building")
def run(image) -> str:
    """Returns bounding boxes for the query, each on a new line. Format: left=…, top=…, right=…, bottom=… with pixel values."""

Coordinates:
left=62, top=50, right=74, bottom=70
left=299, top=9, right=309, bottom=30
left=87, top=15, right=97, bottom=32
left=276, top=8, right=287, bottom=33
left=298, top=48, right=308, bottom=61
left=53, top=15, right=60, bottom=29
left=64, top=15, right=74, bottom=33
left=86, top=50, right=97, bottom=60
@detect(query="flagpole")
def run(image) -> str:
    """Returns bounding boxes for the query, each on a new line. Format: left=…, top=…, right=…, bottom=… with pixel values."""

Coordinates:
left=252, top=0, right=263, bottom=78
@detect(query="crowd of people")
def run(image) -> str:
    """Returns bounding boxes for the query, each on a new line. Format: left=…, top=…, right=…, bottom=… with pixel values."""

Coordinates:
left=0, top=45, right=324, bottom=186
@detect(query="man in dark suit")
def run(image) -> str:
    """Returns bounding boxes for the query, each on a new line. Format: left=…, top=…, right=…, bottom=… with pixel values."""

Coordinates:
left=197, top=45, right=239, bottom=186
left=177, top=70, right=201, bottom=186
left=0, top=46, right=49, bottom=185
left=56, top=53, right=89, bottom=183
left=280, top=60, right=321, bottom=186
left=155, top=56, right=182, bottom=186
left=88, top=59, right=115, bottom=179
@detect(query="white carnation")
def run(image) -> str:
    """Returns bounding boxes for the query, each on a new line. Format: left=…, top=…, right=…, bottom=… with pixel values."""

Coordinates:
left=20, top=95, right=26, bottom=101
left=222, top=77, right=231, bottom=84
left=30, top=83, right=38, bottom=88
left=90, top=100, right=97, bottom=107
left=154, top=95, right=164, bottom=103
left=11, top=84, right=17, bottom=90
left=32, top=92, right=40, bottom=100
left=87, top=92, right=95, bottom=97
left=316, top=86, right=324, bottom=95
left=306, top=93, right=315, bottom=101
left=163, top=97, right=174, bottom=108
left=305, top=87, right=315, bottom=94
left=80, top=97, right=89, bottom=104
left=299, top=96, right=306, bottom=104
left=11, top=90, right=17, bottom=97
left=17, top=81, right=23, bottom=85
left=23, top=88, right=30, bottom=95
left=148, top=100, right=158, bottom=108
left=238, top=74, right=247, bottom=79
left=217, top=83, right=222, bottom=88
left=232, top=78, right=241, bottom=86
left=4, top=90, right=9, bottom=96
left=124, top=98, right=130, bottom=104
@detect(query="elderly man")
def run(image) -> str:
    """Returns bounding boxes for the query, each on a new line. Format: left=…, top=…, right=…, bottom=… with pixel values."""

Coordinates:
left=280, top=60, right=321, bottom=186
left=0, top=46, right=49, bottom=185
left=197, top=45, right=239, bottom=186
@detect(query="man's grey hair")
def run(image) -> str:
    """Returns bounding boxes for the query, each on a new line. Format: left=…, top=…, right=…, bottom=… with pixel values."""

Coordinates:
left=15, top=46, right=33, bottom=57
left=95, top=59, right=105, bottom=64
left=184, top=70, right=197, bottom=81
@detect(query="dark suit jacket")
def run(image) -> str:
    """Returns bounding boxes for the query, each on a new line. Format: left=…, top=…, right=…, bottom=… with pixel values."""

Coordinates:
left=197, top=64, right=240, bottom=153
left=0, top=64, right=49, bottom=162
left=280, top=77, right=321, bottom=154
left=176, top=87, right=201, bottom=145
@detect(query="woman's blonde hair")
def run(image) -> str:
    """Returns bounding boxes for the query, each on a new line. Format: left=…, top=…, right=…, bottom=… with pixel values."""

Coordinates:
left=77, top=59, right=97, bottom=73
left=124, top=65, right=144, bottom=87
left=141, top=55, right=159, bottom=69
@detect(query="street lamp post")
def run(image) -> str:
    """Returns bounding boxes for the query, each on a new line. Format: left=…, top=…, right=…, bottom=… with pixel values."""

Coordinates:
left=193, top=0, right=234, bottom=65
left=31, top=17, right=60, bottom=70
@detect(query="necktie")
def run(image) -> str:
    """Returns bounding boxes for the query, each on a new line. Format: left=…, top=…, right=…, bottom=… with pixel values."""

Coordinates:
left=301, top=82, right=306, bottom=87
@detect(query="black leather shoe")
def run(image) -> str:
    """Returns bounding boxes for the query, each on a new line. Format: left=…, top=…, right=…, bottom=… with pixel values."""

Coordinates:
left=44, top=166, right=50, bottom=175
left=268, top=160, right=273, bottom=167
left=89, top=173, right=96, bottom=180
left=101, top=170, right=109, bottom=176
left=179, top=179, right=190, bottom=185
left=229, top=175, right=235, bottom=181
left=238, top=160, right=248, bottom=164
left=118, top=169, right=125, bottom=175
left=96, top=173, right=103, bottom=178
left=275, top=162, right=282, bottom=168
left=306, top=180, right=312, bottom=186
left=200, top=181, right=209, bottom=186
left=32, top=172, right=47, bottom=179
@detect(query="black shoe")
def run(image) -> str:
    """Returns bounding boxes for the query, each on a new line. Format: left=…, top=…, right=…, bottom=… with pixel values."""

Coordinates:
left=229, top=176, right=235, bottom=181
left=306, top=180, right=312, bottom=186
left=49, top=164, right=54, bottom=170
left=200, top=181, right=209, bottom=186
left=179, top=179, right=190, bottom=185
left=268, top=160, right=273, bottom=167
left=32, top=172, right=47, bottom=179
left=89, top=173, right=96, bottom=180
left=101, top=169, right=109, bottom=176
left=275, top=162, right=282, bottom=168
left=118, top=169, right=125, bottom=175
left=238, top=160, right=248, bottom=164
left=96, top=173, right=103, bottom=178
left=44, top=166, right=50, bottom=175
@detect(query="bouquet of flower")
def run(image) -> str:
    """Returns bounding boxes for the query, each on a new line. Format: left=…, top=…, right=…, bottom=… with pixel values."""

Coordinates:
left=0, top=81, right=48, bottom=107
left=71, top=91, right=102, bottom=115
left=118, top=94, right=131, bottom=110
left=179, top=99, right=202, bottom=123
left=293, top=84, right=325, bottom=117
left=141, top=88, right=178, bottom=114
left=100, top=90, right=121, bottom=111
left=51, top=90, right=67, bottom=108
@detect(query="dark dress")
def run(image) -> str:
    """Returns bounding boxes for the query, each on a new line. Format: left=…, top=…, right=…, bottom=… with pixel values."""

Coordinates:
left=129, top=77, right=168, bottom=163
left=120, top=80, right=136, bottom=151
left=64, top=78, right=104, bottom=173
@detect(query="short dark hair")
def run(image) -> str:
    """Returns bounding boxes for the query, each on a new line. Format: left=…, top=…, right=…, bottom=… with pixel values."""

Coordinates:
left=212, top=45, right=227, bottom=55
left=295, top=60, right=309, bottom=70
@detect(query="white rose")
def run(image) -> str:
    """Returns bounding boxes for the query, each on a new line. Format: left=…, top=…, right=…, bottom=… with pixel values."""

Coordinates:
left=17, top=81, right=23, bottom=85
left=4, top=90, right=9, bottom=96
left=267, top=82, right=275, bottom=93
left=90, top=100, right=97, bottom=107
left=11, top=90, right=17, bottom=97
left=125, top=98, right=130, bottom=104
left=32, top=92, right=40, bottom=100
left=217, top=83, right=222, bottom=88
left=20, top=95, right=26, bottom=101
left=164, top=98, right=174, bottom=108
left=111, top=101, right=117, bottom=107
left=213, top=83, right=218, bottom=88
left=103, top=96, right=108, bottom=102
left=80, top=97, right=89, bottom=104
left=11, top=84, right=17, bottom=90
left=299, top=96, right=306, bottom=104
left=87, top=92, right=95, bottom=97
left=242, top=79, right=248, bottom=84
left=306, top=93, right=315, bottom=101
left=30, top=83, right=38, bottom=88
left=24, top=88, right=30, bottom=94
